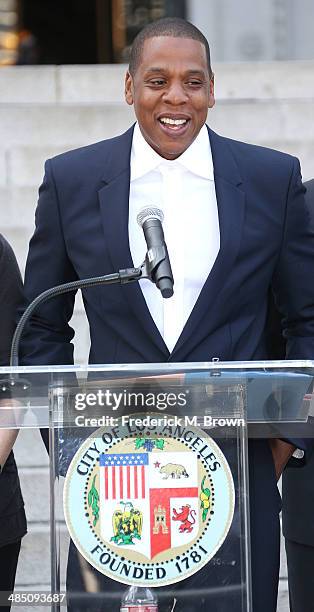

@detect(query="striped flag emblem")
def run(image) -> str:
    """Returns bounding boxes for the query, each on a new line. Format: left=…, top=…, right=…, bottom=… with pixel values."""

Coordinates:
left=99, top=453, right=148, bottom=500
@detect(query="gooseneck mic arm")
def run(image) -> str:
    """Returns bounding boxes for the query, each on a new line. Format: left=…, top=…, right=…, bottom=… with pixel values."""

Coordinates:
left=10, top=267, right=142, bottom=368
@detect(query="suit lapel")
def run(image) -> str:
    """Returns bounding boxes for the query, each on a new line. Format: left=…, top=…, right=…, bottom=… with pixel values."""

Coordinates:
left=171, top=128, right=246, bottom=360
left=98, top=126, right=169, bottom=357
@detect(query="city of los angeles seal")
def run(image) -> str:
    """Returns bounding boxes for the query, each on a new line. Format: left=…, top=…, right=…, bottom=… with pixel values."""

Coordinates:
left=63, top=414, right=235, bottom=587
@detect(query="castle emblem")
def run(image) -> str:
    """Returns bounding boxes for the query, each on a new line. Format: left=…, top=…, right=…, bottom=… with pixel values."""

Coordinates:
left=153, top=504, right=168, bottom=534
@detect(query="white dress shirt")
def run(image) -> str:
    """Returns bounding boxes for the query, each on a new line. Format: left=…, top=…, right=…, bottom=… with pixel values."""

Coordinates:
left=129, top=123, right=220, bottom=352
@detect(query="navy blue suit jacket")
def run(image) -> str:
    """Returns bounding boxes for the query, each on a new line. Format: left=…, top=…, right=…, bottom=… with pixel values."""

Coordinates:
left=22, top=125, right=314, bottom=369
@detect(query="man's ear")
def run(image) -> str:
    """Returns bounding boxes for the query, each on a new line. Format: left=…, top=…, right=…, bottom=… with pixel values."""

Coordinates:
left=208, top=74, right=215, bottom=109
left=125, top=71, right=134, bottom=105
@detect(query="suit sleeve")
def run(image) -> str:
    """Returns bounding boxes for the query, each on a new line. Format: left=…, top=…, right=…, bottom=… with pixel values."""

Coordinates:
left=272, top=160, right=314, bottom=453
left=20, top=159, right=78, bottom=366
left=272, top=159, right=314, bottom=358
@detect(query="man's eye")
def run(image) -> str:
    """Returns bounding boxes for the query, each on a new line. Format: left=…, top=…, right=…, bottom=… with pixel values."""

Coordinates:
left=187, top=80, right=202, bottom=86
left=150, top=79, right=165, bottom=86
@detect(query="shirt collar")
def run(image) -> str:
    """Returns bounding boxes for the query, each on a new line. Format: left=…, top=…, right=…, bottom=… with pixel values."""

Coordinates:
left=130, top=123, right=214, bottom=181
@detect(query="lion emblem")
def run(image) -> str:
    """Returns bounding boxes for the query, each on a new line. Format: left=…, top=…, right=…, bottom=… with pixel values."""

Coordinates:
left=111, top=502, right=143, bottom=545
left=172, top=504, right=196, bottom=533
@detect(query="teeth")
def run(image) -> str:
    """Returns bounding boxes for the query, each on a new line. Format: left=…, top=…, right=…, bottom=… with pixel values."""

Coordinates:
left=160, top=117, right=187, bottom=125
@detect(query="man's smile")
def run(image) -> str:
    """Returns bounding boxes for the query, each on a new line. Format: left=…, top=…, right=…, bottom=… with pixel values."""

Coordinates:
left=157, top=114, right=191, bottom=136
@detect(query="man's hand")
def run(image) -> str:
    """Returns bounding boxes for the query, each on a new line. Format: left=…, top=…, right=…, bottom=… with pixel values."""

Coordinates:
left=269, top=438, right=296, bottom=480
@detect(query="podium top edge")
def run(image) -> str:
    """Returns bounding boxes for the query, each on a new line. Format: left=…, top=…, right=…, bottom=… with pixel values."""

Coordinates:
left=0, top=359, right=314, bottom=375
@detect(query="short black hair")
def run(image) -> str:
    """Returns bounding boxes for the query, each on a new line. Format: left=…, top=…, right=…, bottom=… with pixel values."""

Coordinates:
left=129, top=17, right=213, bottom=77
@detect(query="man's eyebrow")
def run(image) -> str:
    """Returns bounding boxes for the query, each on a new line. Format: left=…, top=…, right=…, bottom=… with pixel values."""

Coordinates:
left=144, top=67, right=207, bottom=76
left=185, top=69, right=207, bottom=77
left=144, top=67, right=167, bottom=73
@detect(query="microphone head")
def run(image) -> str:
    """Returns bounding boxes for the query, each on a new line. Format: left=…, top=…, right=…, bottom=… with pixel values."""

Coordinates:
left=137, top=207, right=164, bottom=228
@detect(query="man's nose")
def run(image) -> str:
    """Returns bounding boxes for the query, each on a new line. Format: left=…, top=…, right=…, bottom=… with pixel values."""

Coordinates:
left=162, top=82, right=188, bottom=105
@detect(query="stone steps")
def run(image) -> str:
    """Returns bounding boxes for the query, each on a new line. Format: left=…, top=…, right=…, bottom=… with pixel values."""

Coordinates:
left=1, top=62, right=314, bottom=105
left=0, top=101, right=314, bottom=149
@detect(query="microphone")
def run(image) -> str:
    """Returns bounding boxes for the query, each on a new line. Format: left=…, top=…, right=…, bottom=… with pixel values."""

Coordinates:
left=137, top=207, right=174, bottom=299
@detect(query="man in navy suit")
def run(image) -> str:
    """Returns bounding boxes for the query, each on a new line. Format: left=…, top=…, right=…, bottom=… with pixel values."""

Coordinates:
left=281, top=179, right=314, bottom=612
left=21, top=18, right=314, bottom=612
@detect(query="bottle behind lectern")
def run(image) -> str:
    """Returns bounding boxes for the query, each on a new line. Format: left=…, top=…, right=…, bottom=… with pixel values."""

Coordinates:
left=120, top=585, right=158, bottom=612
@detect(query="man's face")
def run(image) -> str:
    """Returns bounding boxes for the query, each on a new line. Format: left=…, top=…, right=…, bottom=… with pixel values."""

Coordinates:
left=125, top=36, right=215, bottom=160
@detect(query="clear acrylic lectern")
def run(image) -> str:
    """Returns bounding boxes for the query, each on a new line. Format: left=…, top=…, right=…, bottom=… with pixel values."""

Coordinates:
left=0, top=360, right=313, bottom=611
